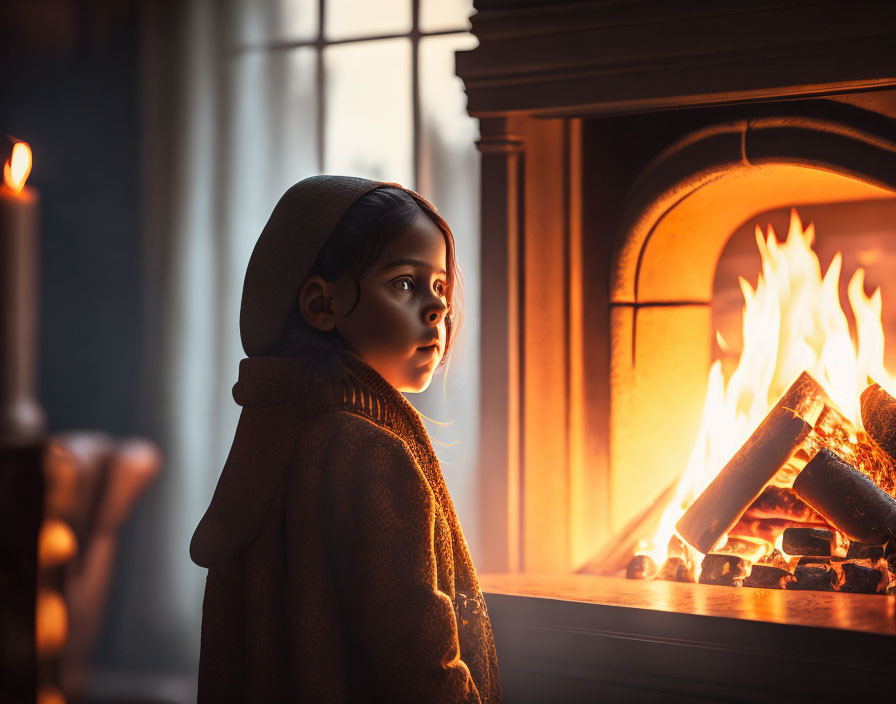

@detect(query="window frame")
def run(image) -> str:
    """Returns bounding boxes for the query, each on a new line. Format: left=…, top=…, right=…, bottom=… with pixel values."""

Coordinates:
left=232, top=0, right=472, bottom=191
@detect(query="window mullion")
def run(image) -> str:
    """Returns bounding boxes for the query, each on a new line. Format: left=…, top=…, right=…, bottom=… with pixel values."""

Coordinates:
left=412, top=0, right=421, bottom=192
left=231, top=28, right=468, bottom=56
left=316, top=0, right=326, bottom=172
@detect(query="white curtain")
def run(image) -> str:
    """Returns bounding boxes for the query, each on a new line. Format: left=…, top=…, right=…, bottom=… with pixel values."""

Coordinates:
left=101, top=0, right=479, bottom=681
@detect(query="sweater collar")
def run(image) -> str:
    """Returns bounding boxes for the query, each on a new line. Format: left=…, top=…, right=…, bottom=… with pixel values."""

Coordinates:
left=233, top=341, right=434, bottom=462
left=192, top=342, right=439, bottom=569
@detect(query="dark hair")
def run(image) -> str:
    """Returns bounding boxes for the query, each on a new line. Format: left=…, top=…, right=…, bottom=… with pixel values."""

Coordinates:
left=272, top=186, right=461, bottom=368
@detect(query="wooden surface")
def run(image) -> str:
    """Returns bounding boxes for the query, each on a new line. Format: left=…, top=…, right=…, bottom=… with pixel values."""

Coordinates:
left=481, top=573, right=896, bottom=702
left=480, top=572, right=896, bottom=636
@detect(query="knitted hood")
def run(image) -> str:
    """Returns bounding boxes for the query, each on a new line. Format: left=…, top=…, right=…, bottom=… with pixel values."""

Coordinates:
left=239, top=175, right=433, bottom=357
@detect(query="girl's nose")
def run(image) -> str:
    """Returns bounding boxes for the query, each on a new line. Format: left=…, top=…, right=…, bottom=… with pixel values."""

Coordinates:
left=424, top=298, right=448, bottom=326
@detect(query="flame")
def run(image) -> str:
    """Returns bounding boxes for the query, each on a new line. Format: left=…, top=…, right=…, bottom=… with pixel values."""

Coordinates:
left=3, top=141, right=32, bottom=192
left=640, top=209, right=896, bottom=566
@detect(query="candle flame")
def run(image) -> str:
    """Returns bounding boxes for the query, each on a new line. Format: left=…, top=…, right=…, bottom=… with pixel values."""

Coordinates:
left=4, top=141, right=32, bottom=193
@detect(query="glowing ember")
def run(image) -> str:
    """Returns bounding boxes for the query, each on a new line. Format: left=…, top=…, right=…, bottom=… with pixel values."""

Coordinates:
left=639, top=209, right=896, bottom=566
left=3, top=141, right=32, bottom=193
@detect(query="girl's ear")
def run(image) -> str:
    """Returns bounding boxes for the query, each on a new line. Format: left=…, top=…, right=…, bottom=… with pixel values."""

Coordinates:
left=298, top=275, right=339, bottom=331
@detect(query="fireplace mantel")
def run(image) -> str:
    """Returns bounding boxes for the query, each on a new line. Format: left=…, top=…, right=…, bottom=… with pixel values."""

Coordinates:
left=481, top=574, right=896, bottom=702
left=458, top=0, right=896, bottom=117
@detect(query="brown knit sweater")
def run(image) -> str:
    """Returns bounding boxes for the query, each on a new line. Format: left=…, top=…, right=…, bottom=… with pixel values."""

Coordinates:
left=190, top=342, right=501, bottom=703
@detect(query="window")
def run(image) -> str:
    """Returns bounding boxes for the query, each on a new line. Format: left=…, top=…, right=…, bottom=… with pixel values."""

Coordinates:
left=231, top=0, right=476, bottom=188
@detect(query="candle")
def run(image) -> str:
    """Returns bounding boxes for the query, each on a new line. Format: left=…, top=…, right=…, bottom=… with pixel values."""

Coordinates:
left=0, top=141, right=46, bottom=444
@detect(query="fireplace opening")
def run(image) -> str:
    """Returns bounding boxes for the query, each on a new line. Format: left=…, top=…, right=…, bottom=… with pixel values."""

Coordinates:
left=590, top=116, right=896, bottom=595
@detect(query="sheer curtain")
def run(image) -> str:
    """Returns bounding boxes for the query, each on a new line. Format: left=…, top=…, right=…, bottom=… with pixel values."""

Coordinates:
left=102, top=0, right=480, bottom=679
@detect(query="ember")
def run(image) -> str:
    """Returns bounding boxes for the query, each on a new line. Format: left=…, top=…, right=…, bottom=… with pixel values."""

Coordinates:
left=698, top=554, right=749, bottom=587
left=655, top=557, right=695, bottom=583
left=839, top=563, right=884, bottom=594
left=781, top=527, right=845, bottom=558
left=791, top=562, right=839, bottom=591
left=743, top=565, right=794, bottom=590
left=625, top=554, right=657, bottom=580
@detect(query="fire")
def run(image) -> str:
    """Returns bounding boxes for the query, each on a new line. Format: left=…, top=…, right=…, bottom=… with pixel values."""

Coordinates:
left=640, top=209, right=896, bottom=565
left=3, top=141, right=32, bottom=193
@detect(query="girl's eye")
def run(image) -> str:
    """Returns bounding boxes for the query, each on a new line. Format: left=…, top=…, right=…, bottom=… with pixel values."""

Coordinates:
left=393, top=276, right=414, bottom=292
left=434, top=280, right=447, bottom=297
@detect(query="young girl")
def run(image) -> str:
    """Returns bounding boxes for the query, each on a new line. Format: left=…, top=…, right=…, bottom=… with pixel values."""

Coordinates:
left=190, top=176, right=502, bottom=703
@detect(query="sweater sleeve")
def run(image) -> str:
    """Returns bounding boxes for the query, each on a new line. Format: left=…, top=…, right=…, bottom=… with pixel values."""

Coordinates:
left=319, top=413, right=481, bottom=704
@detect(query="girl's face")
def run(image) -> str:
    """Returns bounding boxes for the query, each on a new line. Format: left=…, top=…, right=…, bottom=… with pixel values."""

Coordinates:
left=332, top=213, right=449, bottom=393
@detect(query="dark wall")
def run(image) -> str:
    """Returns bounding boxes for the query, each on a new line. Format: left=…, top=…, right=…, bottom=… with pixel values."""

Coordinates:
left=0, top=0, right=142, bottom=436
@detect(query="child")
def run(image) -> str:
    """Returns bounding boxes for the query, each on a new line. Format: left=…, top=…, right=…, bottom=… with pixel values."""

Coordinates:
left=190, top=176, right=502, bottom=703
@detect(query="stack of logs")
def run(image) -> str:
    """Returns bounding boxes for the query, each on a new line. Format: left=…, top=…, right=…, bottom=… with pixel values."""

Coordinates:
left=625, top=372, right=896, bottom=595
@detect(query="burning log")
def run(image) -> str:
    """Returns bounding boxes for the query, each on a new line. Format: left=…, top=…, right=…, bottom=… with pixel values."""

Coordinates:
left=792, top=449, right=896, bottom=544
left=856, top=384, right=896, bottom=496
left=781, top=527, right=846, bottom=557
left=655, top=557, right=696, bottom=583
left=676, top=375, right=820, bottom=553
left=743, top=564, right=794, bottom=589
left=776, top=371, right=830, bottom=422
left=861, top=383, right=896, bottom=462
left=840, top=563, right=883, bottom=594
left=698, top=554, right=749, bottom=587
left=625, top=554, right=657, bottom=580
left=789, top=562, right=839, bottom=591
left=845, top=541, right=885, bottom=561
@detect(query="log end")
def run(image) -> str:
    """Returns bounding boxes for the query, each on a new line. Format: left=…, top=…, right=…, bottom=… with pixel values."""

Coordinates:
left=793, top=448, right=896, bottom=544
left=861, top=383, right=896, bottom=462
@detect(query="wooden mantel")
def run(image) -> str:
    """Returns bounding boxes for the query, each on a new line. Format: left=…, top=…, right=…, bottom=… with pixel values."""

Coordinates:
left=480, top=574, right=896, bottom=702
left=458, top=0, right=896, bottom=118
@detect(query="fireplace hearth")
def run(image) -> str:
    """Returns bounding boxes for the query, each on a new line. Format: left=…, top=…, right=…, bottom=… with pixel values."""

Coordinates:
left=458, top=0, right=896, bottom=699
left=479, top=573, right=896, bottom=702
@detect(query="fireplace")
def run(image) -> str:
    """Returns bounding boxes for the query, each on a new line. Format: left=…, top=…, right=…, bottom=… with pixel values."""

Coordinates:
left=606, top=114, right=896, bottom=558
left=457, top=0, right=896, bottom=699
